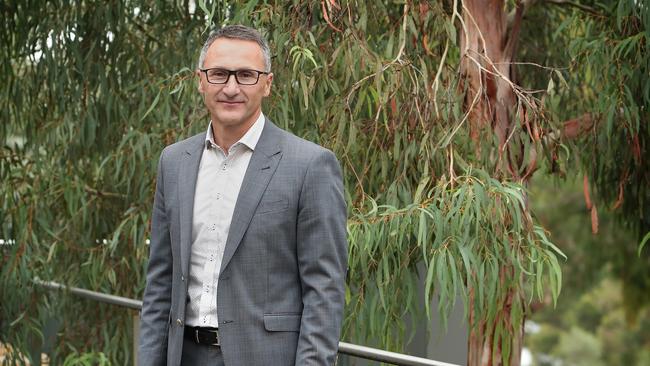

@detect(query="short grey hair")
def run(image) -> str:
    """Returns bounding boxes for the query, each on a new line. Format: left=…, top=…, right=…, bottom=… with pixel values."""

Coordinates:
left=196, top=25, right=271, bottom=72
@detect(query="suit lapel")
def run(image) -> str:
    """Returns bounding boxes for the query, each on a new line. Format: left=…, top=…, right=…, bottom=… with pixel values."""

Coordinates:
left=179, top=134, right=205, bottom=278
left=220, top=120, right=283, bottom=275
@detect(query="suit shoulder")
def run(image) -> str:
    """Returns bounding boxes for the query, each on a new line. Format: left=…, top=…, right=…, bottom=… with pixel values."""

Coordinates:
left=159, top=132, right=204, bottom=160
left=277, top=128, right=335, bottom=160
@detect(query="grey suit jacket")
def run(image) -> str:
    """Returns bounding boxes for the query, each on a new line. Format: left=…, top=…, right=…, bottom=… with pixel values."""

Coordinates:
left=138, top=119, right=348, bottom=366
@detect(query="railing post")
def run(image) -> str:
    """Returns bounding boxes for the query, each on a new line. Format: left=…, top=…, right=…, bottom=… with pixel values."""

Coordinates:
left=133, top=311, right=140, bottom=366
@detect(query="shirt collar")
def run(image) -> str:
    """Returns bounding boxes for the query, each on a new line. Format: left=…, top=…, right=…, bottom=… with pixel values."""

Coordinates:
left=204, top=112, right=266, bottom=151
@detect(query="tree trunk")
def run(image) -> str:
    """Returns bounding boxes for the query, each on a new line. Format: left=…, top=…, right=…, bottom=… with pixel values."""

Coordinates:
left=467, top=269, right=525, bottom=366
left=459, top=1, right=528, bottom=365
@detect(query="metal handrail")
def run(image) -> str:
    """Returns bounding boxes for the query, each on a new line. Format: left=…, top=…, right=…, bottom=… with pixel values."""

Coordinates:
left=34, top=279, right=460, bottom=366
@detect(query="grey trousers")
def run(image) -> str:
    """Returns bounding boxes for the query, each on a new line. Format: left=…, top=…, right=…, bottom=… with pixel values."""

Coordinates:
left=180, top=336, right=225, bottom=366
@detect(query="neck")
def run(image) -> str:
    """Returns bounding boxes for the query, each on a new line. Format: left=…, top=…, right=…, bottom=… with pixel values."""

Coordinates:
left=211, top=111, right=261, bottom=153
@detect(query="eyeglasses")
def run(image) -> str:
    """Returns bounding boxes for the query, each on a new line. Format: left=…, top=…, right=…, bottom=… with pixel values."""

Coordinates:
left=200, top=68, right=270, bottom=85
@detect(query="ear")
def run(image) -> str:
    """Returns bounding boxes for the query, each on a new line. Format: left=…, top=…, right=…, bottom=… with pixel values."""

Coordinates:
left=263, top=73, right=273, bottom=97
left=196, top=69, right=205, bottom=93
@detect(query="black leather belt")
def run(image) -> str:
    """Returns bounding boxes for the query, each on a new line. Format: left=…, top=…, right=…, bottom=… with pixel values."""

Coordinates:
left=184, top=326, right=220, bottom=346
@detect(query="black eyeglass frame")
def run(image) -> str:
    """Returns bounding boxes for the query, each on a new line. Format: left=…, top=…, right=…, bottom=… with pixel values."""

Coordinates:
left=199, top=68, right=270, bottom=85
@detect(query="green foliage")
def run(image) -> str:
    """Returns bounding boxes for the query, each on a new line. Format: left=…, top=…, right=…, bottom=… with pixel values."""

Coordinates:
left=564, top=0, right=650, bottom=314
left=552, top=1, right=649, bottom=237
left=517, top=0, right=650, bottom=318
left=1, top=1, right=209, bottom=363
left=639, top=231, right=650, bottom=256
left=346, top=169, right=564, bottom=348
left=62, top=351, right=110, bottom=366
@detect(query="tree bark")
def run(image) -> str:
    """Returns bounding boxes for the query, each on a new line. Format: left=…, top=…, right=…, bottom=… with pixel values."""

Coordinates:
left=460, top=0, right=519, bottom=149
left=459, top=1, right=527, bottom=365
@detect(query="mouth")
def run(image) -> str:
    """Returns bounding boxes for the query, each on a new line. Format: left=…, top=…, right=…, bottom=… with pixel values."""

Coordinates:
left=218, top=100, right=244, bottom=106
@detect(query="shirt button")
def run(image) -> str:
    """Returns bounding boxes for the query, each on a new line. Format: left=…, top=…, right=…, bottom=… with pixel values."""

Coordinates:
left=216, top=193, right=221, bottom=200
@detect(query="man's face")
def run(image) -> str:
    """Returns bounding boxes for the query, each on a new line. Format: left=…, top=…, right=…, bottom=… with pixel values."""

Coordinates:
left=197, top=38, right=273, bottom=130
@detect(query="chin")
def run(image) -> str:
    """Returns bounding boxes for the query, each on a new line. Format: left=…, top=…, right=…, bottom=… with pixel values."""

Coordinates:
left=215, top=116, right=246, bottom=127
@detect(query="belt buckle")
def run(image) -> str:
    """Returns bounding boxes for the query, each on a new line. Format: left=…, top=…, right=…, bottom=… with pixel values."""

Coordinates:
left=195, top=329, right=200, bottom=344
left=208, top=329, right=220, bottom=346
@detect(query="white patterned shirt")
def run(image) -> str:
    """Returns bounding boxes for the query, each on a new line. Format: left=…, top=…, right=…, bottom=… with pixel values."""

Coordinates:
left=185, top=113, right=265, bottom=327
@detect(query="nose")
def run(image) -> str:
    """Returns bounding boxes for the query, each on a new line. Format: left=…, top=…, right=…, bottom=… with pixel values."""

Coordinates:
left=222, top=75, right=240, bottom=96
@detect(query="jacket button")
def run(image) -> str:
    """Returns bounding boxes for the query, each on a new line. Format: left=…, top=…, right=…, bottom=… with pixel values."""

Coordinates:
left=176, top=319, right=184, bottom=327
left=181, top=275, right=185, bottom=281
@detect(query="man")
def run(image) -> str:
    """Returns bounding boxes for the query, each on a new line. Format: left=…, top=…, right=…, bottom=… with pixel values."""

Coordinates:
left=138, top=25, right=348, bottom=366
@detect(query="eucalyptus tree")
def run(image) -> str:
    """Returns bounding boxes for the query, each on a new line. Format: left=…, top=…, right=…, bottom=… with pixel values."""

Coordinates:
left=1, top=1, right=647, bottom=366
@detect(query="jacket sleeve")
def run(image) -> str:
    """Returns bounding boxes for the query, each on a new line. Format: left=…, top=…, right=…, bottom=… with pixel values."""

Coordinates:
left=295, top=149, right=348, bottom=365
left=138, top=150, right=172, bottom=366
